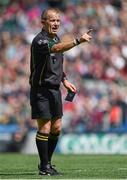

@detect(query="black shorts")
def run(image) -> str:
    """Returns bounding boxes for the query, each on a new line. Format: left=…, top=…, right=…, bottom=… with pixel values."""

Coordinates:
left=30, top=86, right=63, bottom=120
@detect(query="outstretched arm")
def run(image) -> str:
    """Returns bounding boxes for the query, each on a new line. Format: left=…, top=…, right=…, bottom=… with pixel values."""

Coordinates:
left=50, top=29, right=93, bottom=53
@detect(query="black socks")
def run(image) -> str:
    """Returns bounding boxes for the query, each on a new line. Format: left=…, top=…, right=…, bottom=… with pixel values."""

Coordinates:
left=36, top=131, right=49, bottom=169
left=36, top=131, right=60, bottom=169
left=48, top=133, right=59, bottom=163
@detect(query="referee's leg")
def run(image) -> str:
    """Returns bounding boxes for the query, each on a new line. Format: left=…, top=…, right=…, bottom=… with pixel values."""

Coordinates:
left=36, top=119, right=51, bottom=171
left=36, top=118, right=62, bottom=175
left=48, top=118, right=62, bottom=164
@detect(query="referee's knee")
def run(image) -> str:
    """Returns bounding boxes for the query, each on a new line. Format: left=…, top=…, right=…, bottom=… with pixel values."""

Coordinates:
left=51, top=125, right=61, bottom=135
left=52, top=128, right=61, bottom=135
left=51, top=118, right=62, bottom=134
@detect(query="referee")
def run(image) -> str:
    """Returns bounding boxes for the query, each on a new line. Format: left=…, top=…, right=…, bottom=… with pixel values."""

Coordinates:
left=29, top=8, right=92, bottom=176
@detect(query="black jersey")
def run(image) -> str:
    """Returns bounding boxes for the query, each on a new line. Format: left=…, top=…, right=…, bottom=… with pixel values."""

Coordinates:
left=29, top=29, right=64, bottom=88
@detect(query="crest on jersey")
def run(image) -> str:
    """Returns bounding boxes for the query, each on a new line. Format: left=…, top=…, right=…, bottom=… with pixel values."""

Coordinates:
left=53, top=37, right=58, bottom=43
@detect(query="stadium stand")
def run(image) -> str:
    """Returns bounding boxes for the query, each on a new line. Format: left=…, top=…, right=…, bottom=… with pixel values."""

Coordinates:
left=0, top=0, right=127, bottom=151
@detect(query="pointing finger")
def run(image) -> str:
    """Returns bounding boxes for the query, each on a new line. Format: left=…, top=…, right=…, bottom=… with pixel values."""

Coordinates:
left=87, top=29, right=93, bottom=34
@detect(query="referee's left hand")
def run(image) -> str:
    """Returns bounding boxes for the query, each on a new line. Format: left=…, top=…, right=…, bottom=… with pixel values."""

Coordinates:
left=63, top=79, right=77, bottom=92
left=80, top=29, right=93, bottom=43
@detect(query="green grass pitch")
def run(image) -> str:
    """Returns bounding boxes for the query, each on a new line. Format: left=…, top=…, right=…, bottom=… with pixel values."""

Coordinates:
left=0, top=153, right=127, bottom=179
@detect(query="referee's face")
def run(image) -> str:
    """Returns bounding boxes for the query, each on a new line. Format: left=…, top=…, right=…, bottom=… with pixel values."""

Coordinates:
left=44, top=11, right=60, bottom=37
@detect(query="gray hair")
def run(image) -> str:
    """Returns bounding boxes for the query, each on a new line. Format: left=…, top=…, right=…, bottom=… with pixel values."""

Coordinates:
left=41, top=8, right=60, bottom=20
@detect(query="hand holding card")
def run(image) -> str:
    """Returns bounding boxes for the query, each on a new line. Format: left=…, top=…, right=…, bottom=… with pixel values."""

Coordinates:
left=65, top=90, right=76, bottom=102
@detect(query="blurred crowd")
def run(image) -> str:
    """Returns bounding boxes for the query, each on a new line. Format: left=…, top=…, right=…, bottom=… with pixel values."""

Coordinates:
left=0, top=0, right=127, bottom=137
